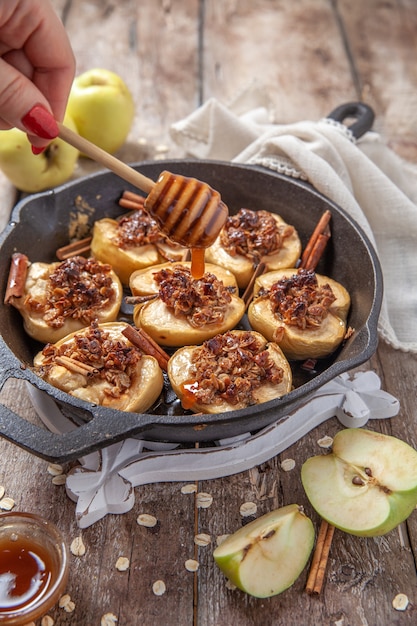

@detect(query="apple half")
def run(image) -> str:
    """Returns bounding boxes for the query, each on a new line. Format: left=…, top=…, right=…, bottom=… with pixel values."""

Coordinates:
left=130, top=262, right=245, bottom=347
left=9, top=257, right=123, bottom=344
left=205, top=210, right=301, bottom=289
left=301, top=428, right=417, bottom=536
left=248, top=268, right=350, bottom=360
left=213, top=504, right=315, bottom=598
left=34, top=322, right=163, bottom=412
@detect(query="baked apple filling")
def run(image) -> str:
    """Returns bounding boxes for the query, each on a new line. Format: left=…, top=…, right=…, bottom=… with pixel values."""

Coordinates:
left=168, top=329, right=293, bottom=413
left=34, top=321, right=163, bottom=412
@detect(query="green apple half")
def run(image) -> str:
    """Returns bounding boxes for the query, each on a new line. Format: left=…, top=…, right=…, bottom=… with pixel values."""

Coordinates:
left=301, top=428, right=417, bottom=536
left=0, top=114, right=79, bottom=192
left=213, top=504, right=315, bottom=598
left=67, top=68, right=135, bottom=154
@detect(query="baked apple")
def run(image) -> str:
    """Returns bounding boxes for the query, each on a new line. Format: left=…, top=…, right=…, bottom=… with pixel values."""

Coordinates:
left=205, top=208, right=301, bottom=288
left=130, top=263, right=245, bottom=347
left=34, top=321, right=164, bottom=412
left=8, top=256, right=123, bottom=344
left=168, top=329, right=292, bottom=413
left=90, top=208, right=188, bottom=284
left=248, top=268, right=350, bottom=360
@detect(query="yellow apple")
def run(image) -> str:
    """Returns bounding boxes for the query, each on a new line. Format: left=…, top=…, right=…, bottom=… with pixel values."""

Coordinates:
left=67, top=68, right=135, bottom=154
left=0, top=114, right=79, bottom=193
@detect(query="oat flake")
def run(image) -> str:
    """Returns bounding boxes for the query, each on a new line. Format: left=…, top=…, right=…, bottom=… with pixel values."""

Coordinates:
left=194, top=533, right=211, bottom=546
left=41, top=616, right=54, bottom=626
left=240, top=501, right=257, bottom=517
left=152, top=580, right=166, bottom=596
left=225, top=579, right=237, bottom=590
left=196, top=492, right=213, bottom=508
left=137, top=513, right=157, bottom=528
left=0, top=497, right=15, bottom=511
left=216, top=534, right=230, bottom=546
left=185, top=559, right=199, bottom=572
left=52, top=474, right=67, bottom=486
left=116, top=557, right=130, bottom=571
left=47, top=463, right=63, bottom=476
left=318, top=435, right=333, bottom=448
left=280, top=458, right=296, bottom=471
left=101, top=613, right=118, bottom=626
left=392, top=593, right=409, bottom=611
left=70, top=536, right=86, bottom=556
left=59, top=594, right=75, bottom=612
left=181, top=484, right=197, bottom=494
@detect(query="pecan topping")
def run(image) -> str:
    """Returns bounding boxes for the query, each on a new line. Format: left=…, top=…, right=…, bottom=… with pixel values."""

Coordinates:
left=184, top=331, right=284, bottom=407
left=115, top=209, right=167, bottom=249
left=153, top=266, right=233, bottom=327
left=220, top=208, right=295, bottom=263
left=37, top=321, right=142, bottom=398
left=261, top=269, right=336, bottom=329
left=24, top=256, right=117, bottom=328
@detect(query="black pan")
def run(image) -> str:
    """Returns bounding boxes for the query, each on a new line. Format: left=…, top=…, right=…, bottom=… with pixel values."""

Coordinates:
left=0, top=103, right=382, bottom=462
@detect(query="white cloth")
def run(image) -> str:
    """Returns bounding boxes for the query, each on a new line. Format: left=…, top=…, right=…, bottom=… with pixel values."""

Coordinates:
left=171, top=97, right=417, bottom=354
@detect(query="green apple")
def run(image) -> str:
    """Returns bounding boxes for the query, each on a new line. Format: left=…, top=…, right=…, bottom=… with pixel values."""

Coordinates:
left=301, top=428, right=417, bottom=537
left=67, top=68, right=135, bottom=154
left=0, top=114, right=79, bottom=193
left=213, top=504, right=315, bottom=598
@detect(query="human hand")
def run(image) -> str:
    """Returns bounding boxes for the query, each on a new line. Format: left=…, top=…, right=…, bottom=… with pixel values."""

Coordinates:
left=0, top=0, right=75, bottom=150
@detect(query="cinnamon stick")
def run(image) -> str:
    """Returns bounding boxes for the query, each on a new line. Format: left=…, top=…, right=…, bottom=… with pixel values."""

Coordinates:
left=122, top=325, right=170, bottom=371
left=119, top=191, right=146, bottom=211
left=54, top=355, right=98, bottom=376
left=4, top=253, right=29, bottom=303
left=300, top=210, right=332, bottom=271
left=242, top=261, right=267, bottom=309
left=305, top=519, right=335, bottom=595
left=56, top=237, right=92, bottom=260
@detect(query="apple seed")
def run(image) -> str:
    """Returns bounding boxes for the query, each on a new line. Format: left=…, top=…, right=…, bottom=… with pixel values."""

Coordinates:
left=352, top=475, right=365, bottom=486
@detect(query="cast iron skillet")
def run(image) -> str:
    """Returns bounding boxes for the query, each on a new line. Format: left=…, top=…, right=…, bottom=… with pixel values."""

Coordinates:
left=0, top=102, right=381, bottom=462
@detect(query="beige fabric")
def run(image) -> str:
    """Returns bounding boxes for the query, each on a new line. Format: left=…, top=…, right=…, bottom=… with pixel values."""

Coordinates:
left=171, top=98, right=417, bottom=353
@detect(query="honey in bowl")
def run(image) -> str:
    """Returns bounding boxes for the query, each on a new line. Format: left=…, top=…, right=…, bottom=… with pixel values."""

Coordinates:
left=0, top=512, right=69, bottom=625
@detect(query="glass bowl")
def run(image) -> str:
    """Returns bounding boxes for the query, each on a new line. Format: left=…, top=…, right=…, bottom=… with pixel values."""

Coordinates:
left=0, top=512, right=69, bottom=624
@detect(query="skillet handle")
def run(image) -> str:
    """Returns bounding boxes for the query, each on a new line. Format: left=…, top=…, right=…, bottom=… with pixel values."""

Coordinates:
left=0, top=401, right=160, bottom=463
left=327, top=102, right=375, bottom=139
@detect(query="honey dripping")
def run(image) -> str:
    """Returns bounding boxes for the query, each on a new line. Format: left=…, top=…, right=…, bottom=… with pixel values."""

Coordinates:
left=190, top=248, right=205, bottom=279
left=0, top=534, right=53, bottom=613
left=180, top=381, right=199, bottom=410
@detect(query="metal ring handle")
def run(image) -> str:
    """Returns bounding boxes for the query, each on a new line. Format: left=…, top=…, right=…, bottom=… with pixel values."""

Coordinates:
left=327, top=102, right=375, bottom=139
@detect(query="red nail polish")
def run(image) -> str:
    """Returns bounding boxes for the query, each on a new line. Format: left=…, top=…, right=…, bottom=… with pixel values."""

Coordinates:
left=31, top=145, right=46, bottom=155
left=21, top=105, right=59, bottom=140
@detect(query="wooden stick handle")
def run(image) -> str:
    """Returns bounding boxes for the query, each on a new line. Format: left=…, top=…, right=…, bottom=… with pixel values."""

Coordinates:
left=57, top=123, right=155, bottom=194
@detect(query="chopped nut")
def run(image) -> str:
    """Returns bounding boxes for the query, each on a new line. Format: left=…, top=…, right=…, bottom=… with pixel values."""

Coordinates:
left=196, top=492, right=213, bottom=509
left=194, top=533, right=211, bottom=546
left=70, top=536, right=86, bottom=556
left=152, top=580, right=166, bottom=596
left=52, top=474, right=67, bottom=486
left=392, top=593, right=409, bottom=611
left=181, top=484, right=197, bottom=494
left=137, top=513, right=158, bottom=528
left=240, top=501, right=257, bottom=517
left=116, top=557, right=130, bottom=571
left=41, top=616, right=55, bottom=626
left=47, top=463, right=64, bottom=476
left=101, top=614, right=118, bottom=626
left=185, top=559, right=199, bottom=572
left=0, top=497, right=15, bottom=511
left=280, top=458, right=296, bottom=472
left=317, top=435, right=333, bottom=448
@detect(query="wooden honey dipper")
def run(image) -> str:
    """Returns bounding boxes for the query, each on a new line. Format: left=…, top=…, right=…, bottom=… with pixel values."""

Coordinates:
left=57, top=123, right=228, bottom=277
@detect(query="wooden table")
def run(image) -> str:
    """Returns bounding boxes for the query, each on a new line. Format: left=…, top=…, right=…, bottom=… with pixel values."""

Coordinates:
left=1, top=1, right=417, bottom=624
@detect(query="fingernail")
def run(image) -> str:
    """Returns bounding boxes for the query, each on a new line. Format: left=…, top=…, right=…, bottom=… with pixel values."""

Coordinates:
left=21, top=105, right=59, bottom=140
left=31, top=145, right=46, bottom=155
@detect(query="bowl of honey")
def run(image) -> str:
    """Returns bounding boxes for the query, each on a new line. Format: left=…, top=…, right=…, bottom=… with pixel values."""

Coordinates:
left=0, top=512, right=69, bottom=624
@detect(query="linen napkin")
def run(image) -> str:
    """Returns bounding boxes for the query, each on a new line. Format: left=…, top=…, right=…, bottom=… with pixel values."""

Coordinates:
left=171, top=97, right=417, bottom=354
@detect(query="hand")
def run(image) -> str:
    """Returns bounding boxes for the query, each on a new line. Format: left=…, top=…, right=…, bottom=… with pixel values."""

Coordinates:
left=0, top=0, right=75, bottom=149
